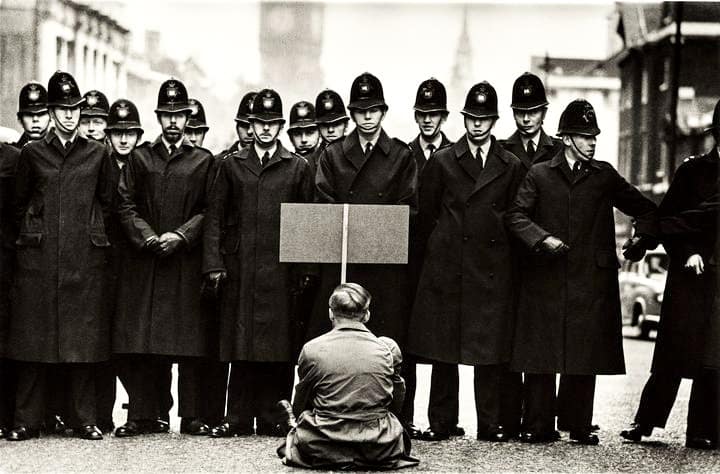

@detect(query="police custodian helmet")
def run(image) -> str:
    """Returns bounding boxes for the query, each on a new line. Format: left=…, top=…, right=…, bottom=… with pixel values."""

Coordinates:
left=47, top=71, right=84, bottom=108
left=511, top=72, right=549, bottom=111
left=288, top=101, right=317, bottom=132
left=235, top=91, right=258, bottom=124
left=81, top=90, right=110, bottom=118
left=249, top=89, right=285, bottom=123
left=187, top=98, right=209, bottom=131
left=348, top=72, right=387, bottom=111
left=557, top=99, right=601, bottom=136
left=106, top=99, right=143, bottom=135
left=315, top=89, right=348, bottom=124
left=155, top=78, right=192, bottom=114
left=462, top=81, right=499, bottom=119
left=414, top=78, right=448, bottom=114
left=17, top=82, right=48, bottom=116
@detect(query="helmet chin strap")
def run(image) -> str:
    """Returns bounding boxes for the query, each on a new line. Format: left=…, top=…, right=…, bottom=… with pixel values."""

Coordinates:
left=569, top=135, right=593, bottom=161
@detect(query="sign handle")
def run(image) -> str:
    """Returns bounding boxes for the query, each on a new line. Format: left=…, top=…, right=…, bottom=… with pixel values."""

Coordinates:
left=340, top=203, right=349, bottom=283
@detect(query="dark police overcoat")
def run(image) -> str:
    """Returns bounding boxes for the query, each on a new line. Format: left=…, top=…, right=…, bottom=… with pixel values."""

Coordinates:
left=114, top=137, right=213, bottom=357
left=8, top=131, right=113, bottom=363
left=0, top=144, right=19, bottom=358
left=651, top=149, right=719, bottom=377
left=407, top=132, right=452, bottom=174
left=203, top=144, right=314, bottom=362
left=505, top=152, right=657, bottom=375
left=407, top=137, right=524, bottom=365
left=305, top=130, right=417, bottom=345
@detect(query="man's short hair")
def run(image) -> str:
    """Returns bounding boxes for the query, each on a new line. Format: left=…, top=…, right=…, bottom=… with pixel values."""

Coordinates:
left=329, top=283, right=371, bottom=320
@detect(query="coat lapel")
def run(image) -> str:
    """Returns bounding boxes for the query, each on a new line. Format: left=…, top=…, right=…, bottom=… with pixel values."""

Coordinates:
left=454, top=137, right=480, bottom=181
left=573, top=159, right=600, bottom=186
left=238, top=147, right=261, bottom=176
left=262, top=143, right=293, bottom=172
left=342, top=130, right=367, bottom=171
left=471, top=138, right=507, bottom=195
left=549, top=151, right=574, bottom=185
left=533, top=130, right=559, bottom=164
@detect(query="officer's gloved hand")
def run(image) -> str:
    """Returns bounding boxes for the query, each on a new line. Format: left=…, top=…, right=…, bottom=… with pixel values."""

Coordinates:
left=157, top=232, right=184, bottom=257
left=144, top=235, right=163, bottom=255
left=622, top=236, right=647, bottom=262
left=537, top=235, right=570, bottom=256
left=685, top=254, right=705, bottom=275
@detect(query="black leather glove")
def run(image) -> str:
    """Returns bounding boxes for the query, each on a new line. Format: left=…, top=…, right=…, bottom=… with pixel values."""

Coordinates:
left=622, top=236, right=647, bottom=262
left=144, top=235, right=163, bottom=256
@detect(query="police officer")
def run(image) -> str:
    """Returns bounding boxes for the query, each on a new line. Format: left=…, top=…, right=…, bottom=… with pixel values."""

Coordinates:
left=217, top=92, right=258, bottom=160
left=409, top=82, right=524, bottom=442
left=408, top=78, right=452, bottom=173
left=505, top=99, right=657, bottom=445
left=203, top=89, right=314, bottom=437
left=287, top=101, right=321, bottom=174
left=9, top=82, right=50, bottom=149
left=307, top=73, right=417, bottom=406
left=314, top=89, right=349, bottom=148
left=403, top=77, right=454, bottom=440
left=78, top=90, right=110, bottom=142
left=620, top=99, right=720, bottom=450
left=498, top=72, right=564, bottom=437
left=185, top=98, right=210, bottom=147
left=7, top=71, right=113, bottom=441
left=114, top=78, right=214, bottom=437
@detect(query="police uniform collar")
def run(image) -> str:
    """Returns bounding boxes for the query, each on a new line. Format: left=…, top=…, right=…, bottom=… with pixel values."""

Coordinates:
left=332, top=320, right=370, bottom=332
left=419, top=133, right=443, bottom=153
left=46, top=128, right=78, bottom=147
left=550, top=150, right=600, bottom=170
left=254, top=142, right=278, bottom=160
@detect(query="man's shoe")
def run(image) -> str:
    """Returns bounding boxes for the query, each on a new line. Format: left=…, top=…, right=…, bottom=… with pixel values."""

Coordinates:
left=114, top=421, right=141, bottom=438
left=46, top=415, right=67, bottom=435
left=7, top=426, right=39, bottom=441
left=209, top=422, right=252, bottom=438
left=450, top=425, right=465, bottom=437
left=150, top=418, right=170, bottom=433
left=420, top=428, right=450, bottom=441
left=180, top=418, right=209, bottom=436
left=620, top=423, right=652, bottom=442
left=686, top=437, right=716, bottom=450
left=477, top=426, right=511, bottom=442
left=404, top=423, right=423, bottom=439
left=0, top=426, right=8, bottom=439
left=519, top=430, right=560, bottom=443
left=76, top=425, right=103, bottom=440
left=570, top=431, right=599, bottom=445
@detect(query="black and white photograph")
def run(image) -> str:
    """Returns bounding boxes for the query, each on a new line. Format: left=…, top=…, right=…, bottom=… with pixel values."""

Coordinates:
left=0, top=0, right=719, bottom=471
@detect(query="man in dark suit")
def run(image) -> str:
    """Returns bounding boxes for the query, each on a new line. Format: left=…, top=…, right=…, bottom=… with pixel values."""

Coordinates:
left=505, top=99, right=657, bottom=445
left=408, top=82, right=524, bottom=442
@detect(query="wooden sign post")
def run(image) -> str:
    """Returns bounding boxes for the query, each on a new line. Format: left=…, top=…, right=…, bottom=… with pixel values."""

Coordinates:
left=279, top=203, right=410, bottom=283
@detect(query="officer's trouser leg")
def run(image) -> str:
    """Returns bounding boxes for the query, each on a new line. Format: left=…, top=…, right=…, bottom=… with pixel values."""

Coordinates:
left=119, top=355, right=161, bottom=421
left=474, top=364, right=503, bottom=435
left=255, top=362, right=294, bottom=430
left=633, top=372, right=681, bottom=429
left=0, top=358, right=16, bottom=428
left=178, top=357, right=205, bottom=420
left=225, top=361, right=255, bottom=430
left=13, top=361, right=46, bottom=429
left=94, top=360, right=116, bottom=428
left=399, top=353, right=417, bottom=426
left=427, top=361, right=459, bottom=433
left=522, top=373, right=556, bottom=435
left=500, top=370, right=523, bottom=435
left=556, top=374, right=595, bottom=433
left=156, top=357, right=173, bottom=423
left=65, top=363, right=97, bottom=428
left=45, top=365, right=67, bottom=425
left=687, top=368, right=720, bottom=441
left=202, top=359, right=229, bottom=426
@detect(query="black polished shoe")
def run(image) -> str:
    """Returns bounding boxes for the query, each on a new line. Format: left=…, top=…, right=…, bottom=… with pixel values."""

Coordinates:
left=420, top=428, right=450, bottom=441
left=114, top=421, right=141, bottom=438
left=450, top=425, right=466, bottom=437
left=47, top=415, right=67, bottom=435
left=0, top=426, right=8, bottom=439
left=620, top=423, right=652, bottom=442
left=570, top=431, right=599, bottom=445
left=404, top=423, right=423, bottom=439
left=76, top=425, right=103, bottom=440
left=686, top=437, right=716, bottom=450
left=150, top=418, right=170, bottom=433
left=180, top=418, right=209, bottom=436
left=519, top=430, right=560, bottom=444
left=7, top=426, right=39, bottom=441
left=477, top=426, right=511, bottom=442
left=209, top=422, right=252, bottom=438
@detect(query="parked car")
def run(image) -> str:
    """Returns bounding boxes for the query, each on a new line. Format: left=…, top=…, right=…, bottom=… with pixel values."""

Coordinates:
left=619, top=246, right=668, bottom=339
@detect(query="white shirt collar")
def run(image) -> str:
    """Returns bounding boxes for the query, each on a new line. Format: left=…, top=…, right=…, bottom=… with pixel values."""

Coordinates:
left=56, top=130, right=78, bottom=147
left=521, top=132, right=540, bottom=152
left=358, top=130, right=381, bottom=154
left=161, top=135, right=183, bottom=155
left=254, top=142, right=278, bottom=163
left=466, top=135, right=491, bottom=164
left=419, top=134, right=443, bottom=158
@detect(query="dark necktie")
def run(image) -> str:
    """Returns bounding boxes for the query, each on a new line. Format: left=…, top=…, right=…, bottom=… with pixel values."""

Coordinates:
left=476, top=148, right=484, bottom=171
left=365, top=142, right=373, bottom=157
left=573, top=161, right=582, bottom=176
left=426, top=143, right=436, bottom=158
left=64, top=141, right=72, bottom=153
left=526, top=140, right=535, bottom=160
left=169, top=144, right=177, bottom=156
left=261, top=151, right=270, bottom=168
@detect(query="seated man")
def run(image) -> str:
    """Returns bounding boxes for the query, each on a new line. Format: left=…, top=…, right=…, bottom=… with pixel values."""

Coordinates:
left=277, top=283, right=419, bottom=470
